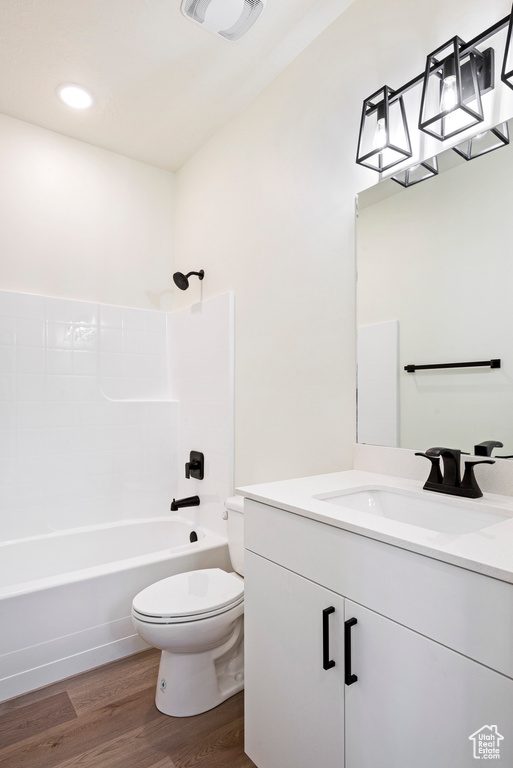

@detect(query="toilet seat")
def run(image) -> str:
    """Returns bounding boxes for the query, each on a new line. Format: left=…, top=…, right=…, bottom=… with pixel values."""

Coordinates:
left=132, top=568, right=244, bottom=624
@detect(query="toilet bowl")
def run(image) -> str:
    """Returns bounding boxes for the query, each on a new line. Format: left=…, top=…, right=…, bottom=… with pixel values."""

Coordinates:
left=131, top=496, right=245, bottom=717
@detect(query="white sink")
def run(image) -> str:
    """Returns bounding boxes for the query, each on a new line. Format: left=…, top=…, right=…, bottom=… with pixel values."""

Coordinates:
left=313, top=487, right=508, bottom=534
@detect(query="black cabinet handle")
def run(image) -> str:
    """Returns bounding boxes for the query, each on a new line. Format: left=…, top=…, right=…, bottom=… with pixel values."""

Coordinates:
left=344, top=617, right=358, bottom=685
left=322, top=606, right=336, bottom=670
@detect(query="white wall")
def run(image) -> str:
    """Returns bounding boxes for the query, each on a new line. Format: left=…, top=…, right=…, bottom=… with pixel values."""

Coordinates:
left=0, top=113, right=174, bottom=311
left=173, top=0, right=512, bottom=487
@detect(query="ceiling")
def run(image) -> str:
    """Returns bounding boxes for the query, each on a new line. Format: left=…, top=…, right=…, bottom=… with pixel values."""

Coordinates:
left=0, top=0, right=354, bottom=171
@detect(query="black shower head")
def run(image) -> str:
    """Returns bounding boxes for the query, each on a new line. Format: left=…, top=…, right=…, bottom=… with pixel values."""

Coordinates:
left=172, top=270, right=205, bottom=291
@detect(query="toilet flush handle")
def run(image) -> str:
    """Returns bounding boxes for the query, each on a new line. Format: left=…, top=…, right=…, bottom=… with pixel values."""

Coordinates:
left=222, top=510, right=228, bottom=520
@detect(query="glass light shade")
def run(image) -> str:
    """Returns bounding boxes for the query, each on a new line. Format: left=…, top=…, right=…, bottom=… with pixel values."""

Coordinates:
left=356, top=86, right=412, bottom=172
left=453, top=122, right=509, bottom=160
left=391, top=157, right=438, bottom=187
left=419, top=37, right=485, bottom=141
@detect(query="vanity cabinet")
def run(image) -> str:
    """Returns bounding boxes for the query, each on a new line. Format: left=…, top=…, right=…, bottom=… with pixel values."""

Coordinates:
left=244, top=498, right=513, bottom=768
left=245, top=551, right=345, bottom=768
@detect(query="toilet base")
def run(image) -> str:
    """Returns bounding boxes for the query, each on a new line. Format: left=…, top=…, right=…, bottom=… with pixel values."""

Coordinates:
left=155, top=616, right=244, bottom=717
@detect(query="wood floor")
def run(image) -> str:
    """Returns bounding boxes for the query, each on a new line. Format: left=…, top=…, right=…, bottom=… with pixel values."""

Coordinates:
left=0, top=649, right=256, bottom=768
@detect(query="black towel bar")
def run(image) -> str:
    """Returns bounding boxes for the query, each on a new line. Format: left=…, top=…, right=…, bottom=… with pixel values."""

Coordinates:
left=404, top=359, right=501, bottom=373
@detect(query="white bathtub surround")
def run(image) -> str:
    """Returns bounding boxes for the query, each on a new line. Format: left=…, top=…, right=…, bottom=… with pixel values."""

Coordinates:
left=0, top=290, right=234, bottom=540
left=0, top=290, right=179, bottom=541
left=0, top=289, right=234, bottom=701
left=0, top=520, right=230, bottom=702
left=168, top=293, right=234, bottom=537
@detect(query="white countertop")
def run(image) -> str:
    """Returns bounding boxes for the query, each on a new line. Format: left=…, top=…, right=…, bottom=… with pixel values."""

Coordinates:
left=237, top=470, right=513, bottom=584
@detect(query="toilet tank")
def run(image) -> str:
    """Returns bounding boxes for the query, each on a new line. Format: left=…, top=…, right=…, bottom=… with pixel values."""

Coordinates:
left=225, top=495, right=244, bottom=576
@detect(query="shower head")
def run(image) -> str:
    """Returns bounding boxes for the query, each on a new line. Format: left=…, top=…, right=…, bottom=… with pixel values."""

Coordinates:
left=172, top=270, right=205, bottom=290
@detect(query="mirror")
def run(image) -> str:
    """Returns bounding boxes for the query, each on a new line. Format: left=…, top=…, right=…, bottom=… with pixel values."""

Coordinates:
left=356, top=122, right=513, bottom=457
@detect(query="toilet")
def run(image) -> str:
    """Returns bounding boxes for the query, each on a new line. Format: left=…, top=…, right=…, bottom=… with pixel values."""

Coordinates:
left=131, top=496, right=244, bottom=717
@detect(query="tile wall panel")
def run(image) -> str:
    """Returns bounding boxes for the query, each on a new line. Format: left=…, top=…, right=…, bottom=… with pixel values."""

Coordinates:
left=168, top=293, right=234, bottom=536
left=0, top=290, right=233, bottom=542
left=0, top=291, right=179, bottom=541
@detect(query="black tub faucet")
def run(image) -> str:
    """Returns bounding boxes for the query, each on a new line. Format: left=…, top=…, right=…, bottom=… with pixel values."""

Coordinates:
left=415, top=447, right=494, bottom=498
left=170, top=495, right=200, bottom=511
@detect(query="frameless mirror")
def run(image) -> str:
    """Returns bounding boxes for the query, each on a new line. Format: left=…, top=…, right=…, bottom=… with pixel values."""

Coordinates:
left=356, top=121, right=513, bottom=457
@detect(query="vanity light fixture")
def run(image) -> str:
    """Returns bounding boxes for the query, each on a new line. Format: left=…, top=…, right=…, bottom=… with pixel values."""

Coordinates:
left=418, top=38, right=493, bottom=141
left=356, top=86, right=412, bottom=172
left=391, top=157, right=438, bottom=187
left=453, top=122, right=509, bottom=160
left=356, top=7, right=513, bottom=172
left=57, top=83, right=95, bottom=109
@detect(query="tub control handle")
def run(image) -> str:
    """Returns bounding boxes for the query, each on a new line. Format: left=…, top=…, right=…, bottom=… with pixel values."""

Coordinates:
left=322, top=606, right=336, bottom=670
left=185, top=451, right=204, bottom=480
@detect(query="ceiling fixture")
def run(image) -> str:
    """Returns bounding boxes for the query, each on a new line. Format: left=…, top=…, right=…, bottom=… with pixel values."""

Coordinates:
left=181, top=0, right=265, bottom=42
left=57, top=83, right=95, bottom=109
left=356, top=6, right=513, bottom=173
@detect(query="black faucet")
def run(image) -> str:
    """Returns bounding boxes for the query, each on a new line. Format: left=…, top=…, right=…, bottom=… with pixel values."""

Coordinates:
left=474, top=440, right=513, bottom=459
left=170, top=495, right=200, bottom=511
left=415, top=447, right=494, bottom=498
left=474, top=440, right=503, bottom=457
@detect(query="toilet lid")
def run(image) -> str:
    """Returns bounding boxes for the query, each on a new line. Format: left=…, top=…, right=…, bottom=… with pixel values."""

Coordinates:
left=132, top=568, right=244, bottom=619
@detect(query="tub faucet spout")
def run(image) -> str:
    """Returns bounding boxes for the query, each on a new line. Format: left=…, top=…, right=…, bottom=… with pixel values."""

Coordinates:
left=171, top=495, right=200, bottom=511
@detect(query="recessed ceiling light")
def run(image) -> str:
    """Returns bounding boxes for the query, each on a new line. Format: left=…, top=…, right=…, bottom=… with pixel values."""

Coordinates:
left=56, top=83, right=95, bottom=109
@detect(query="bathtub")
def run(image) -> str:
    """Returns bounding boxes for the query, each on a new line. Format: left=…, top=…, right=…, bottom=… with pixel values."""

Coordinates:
left=0, top=517, right=231, bottom=702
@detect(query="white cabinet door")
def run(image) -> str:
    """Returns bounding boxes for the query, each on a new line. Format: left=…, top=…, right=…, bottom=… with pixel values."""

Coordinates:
left=345, top=600, right=513, bottom=768
left=245, top=550, right=345, bottom=768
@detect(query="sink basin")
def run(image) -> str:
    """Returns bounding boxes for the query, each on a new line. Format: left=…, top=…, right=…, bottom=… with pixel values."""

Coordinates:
left=314, top=487, right=508, bottom=534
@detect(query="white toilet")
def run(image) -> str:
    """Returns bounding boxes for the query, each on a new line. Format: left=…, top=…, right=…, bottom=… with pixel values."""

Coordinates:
left=131, top=496, right=244, bottom=717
